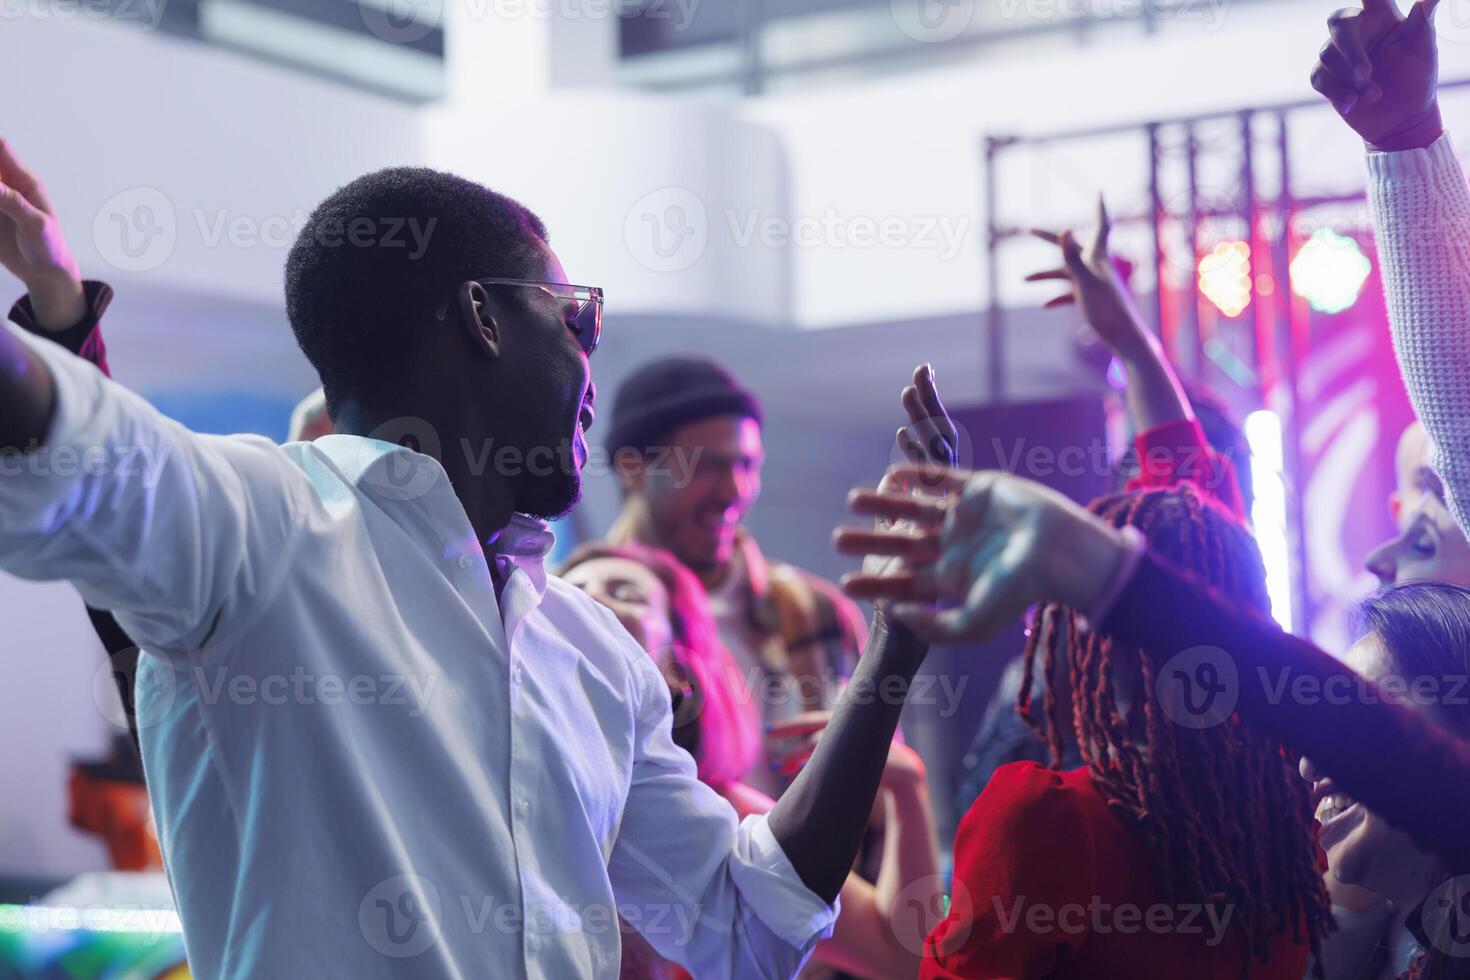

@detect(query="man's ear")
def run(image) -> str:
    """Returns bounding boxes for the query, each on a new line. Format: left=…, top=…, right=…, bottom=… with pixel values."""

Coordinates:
left=615, top=447, right=649, bottom=494
left=454, top=280, right=500, bottom=359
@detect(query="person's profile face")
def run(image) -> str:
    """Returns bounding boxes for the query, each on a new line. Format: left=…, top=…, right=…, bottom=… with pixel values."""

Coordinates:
left=487, top=242, right=597, bottom=520
left=1365, top=491, right=1470, bottom=588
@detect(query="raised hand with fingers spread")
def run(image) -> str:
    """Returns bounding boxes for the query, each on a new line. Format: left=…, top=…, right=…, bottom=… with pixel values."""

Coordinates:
left=1028, top=197, right=1192, bottom=435
left=1310, top=0, right=1443, bottom=151
left=1027, top=197, right=1150, bottom=357
left=835, top=465, right=1132, bottom=644
left=0, top=138, right=85, bottom=330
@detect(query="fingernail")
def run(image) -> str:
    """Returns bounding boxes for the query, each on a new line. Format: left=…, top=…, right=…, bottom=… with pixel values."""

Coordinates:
left=925, top=363, right=935, bottom=381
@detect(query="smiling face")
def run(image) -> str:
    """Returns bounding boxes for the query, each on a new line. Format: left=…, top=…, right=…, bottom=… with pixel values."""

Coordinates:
left=1301, top=632, right=1445, bottom=899
left=625, top=415, right=763, bottom=578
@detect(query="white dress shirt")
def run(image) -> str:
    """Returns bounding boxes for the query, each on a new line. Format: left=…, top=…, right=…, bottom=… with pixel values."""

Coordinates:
left=0, top=320, right=836, bottom=979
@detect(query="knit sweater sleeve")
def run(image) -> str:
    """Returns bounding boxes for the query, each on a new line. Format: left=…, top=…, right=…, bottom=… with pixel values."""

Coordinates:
left=1367, top=135, right=1470, bottom=538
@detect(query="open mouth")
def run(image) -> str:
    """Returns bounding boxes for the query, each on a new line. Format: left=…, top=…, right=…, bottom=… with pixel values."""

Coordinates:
left=578, top=383, right=596, bottom=435
left=1315, top=792, right=1357, bottom=825
left=1314, top=786, right=1363, bottom=848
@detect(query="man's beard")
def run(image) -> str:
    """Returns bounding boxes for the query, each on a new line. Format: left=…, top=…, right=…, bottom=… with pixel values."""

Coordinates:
left=517, top=467, right=582, bottom=521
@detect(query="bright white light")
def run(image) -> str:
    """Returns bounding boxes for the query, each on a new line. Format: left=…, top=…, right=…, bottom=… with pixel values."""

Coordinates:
left=1198, top=240, right=1252, bottom=318
left=1245, top=409, right=1294, bottom=632
left=1290, top=228, right=1372, bottom=314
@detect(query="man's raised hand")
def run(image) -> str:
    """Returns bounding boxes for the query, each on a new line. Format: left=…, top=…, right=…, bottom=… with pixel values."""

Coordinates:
left=1311, top=0, right=1443, bottom=151
left=0, top=138, right=85, bottom=330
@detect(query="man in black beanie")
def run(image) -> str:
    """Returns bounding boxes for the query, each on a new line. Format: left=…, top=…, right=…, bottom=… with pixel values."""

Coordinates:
left=603, top=356, right=867, bottom=797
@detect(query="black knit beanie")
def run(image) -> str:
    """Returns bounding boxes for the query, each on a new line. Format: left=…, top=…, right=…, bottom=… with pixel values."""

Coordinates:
left=604, top=356, right=763, bottom=456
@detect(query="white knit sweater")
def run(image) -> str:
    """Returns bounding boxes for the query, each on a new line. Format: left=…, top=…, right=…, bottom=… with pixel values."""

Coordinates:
left=1367, top=134, right=1470, bottom=538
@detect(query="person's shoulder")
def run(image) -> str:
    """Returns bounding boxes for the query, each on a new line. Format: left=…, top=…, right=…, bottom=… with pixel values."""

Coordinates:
left=544, top=575, right=649, bottom=668
left=961, top=762, right=1099, bottom=835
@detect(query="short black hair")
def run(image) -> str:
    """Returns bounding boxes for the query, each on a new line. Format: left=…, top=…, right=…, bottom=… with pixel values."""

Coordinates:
left=285, top=166, right=549, bottom=417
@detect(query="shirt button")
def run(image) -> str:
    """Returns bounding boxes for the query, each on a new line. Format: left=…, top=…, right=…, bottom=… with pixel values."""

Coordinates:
left=512, top=665, right=523, bottom=684
left=458, top=555, right=474, bottom=569
left=517, top=798, right=530, bottom=814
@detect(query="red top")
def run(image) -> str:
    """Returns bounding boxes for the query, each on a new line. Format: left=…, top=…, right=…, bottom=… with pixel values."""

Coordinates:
left=921, top=762, right=1309, bottom=980
left=1127, top=417, right=1247, bottom=522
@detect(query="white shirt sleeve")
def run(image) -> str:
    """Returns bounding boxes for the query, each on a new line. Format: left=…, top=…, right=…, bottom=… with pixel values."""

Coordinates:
left=1367, top=134, right=1470, bottom=538
left=0, top=320, right=310, bottom=652
left=607, top=638, right=838, bottom=980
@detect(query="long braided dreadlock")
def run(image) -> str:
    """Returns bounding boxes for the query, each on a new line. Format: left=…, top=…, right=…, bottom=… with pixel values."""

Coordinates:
left=1016, top=483, right=1333, bottom=977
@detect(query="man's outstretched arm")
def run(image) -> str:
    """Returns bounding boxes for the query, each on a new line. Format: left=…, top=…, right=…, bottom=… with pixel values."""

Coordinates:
left=765, top=619, right=928, bottom=903
left=766, top=363, right=954, bottom=903
left=0, top=134, right=81, bottom=451
left=0, top=138, right=311, bottom=654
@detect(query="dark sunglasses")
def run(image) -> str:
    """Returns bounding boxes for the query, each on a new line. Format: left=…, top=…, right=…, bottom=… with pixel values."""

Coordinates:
left=436, top=278, right=603, bottom=356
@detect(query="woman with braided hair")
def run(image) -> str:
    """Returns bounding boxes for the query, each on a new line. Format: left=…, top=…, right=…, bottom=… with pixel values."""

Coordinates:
left=920, top=483, right=1332, bottom=979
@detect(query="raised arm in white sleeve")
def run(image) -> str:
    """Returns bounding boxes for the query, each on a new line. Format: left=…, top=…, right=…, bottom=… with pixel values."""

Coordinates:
left=1368, top=135, right=1470, bottom=538
left=0, top=320, right=311, bottom=653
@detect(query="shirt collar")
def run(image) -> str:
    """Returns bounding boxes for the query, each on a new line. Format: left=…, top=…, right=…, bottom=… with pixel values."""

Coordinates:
left=315, top=434, right=555, bottom=597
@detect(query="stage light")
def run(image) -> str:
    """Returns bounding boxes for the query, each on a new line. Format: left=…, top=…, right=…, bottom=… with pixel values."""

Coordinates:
left=1198, top=240, right=1252, bottom=318
left=1245, top=409, right=1294, bottom=632
left=1289, top=228, right=1371, bottom=314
